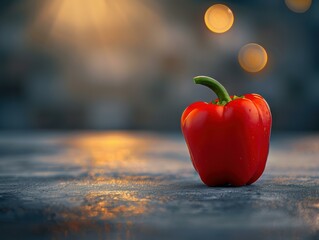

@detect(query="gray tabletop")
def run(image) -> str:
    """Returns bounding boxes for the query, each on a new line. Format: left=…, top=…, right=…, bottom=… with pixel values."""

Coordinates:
left=0, top=132, right=318, bottom=240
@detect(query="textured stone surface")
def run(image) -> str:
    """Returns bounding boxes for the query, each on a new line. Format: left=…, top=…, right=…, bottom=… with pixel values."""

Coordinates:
left=0, top=132, right=319, bottom=239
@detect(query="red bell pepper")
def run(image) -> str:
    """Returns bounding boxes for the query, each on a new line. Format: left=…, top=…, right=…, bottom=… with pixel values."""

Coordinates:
left=181, top=76, right=272, bottom=187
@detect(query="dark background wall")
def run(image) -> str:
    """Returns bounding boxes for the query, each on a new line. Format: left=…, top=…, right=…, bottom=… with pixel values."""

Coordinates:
left=0, top=0, right=318, bottom=131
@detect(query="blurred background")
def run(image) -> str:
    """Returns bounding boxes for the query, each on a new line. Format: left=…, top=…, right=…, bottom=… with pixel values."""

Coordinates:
left=0, top=0, right=318, bottom=131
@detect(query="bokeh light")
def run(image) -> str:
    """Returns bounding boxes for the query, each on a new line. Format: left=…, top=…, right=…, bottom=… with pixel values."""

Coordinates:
left=204, top=4, right=234, bottom=33
left=238, top=43, right=268, bottom=73
left=285, top=0, right=312, bottom=13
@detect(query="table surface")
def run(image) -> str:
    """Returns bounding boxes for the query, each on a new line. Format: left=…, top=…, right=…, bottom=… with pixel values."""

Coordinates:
left=0, top=131, right=318, bottom=240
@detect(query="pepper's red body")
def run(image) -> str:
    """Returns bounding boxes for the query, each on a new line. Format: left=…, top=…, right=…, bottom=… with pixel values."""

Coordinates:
left=181, top=94, right=272, bottom=186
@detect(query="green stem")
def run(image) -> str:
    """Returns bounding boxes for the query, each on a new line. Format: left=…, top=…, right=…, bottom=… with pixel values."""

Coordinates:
left=193, top=76, right=231, bottom=105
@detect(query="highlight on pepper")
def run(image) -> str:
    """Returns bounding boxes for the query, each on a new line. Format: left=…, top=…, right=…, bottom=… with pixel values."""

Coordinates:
left=181, top=76, right=272, bottom=187
left=204, top=4, right=234, bottom=33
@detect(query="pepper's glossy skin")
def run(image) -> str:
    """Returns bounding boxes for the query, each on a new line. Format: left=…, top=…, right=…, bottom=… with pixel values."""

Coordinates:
left=181, top=94, right=272, bottom=186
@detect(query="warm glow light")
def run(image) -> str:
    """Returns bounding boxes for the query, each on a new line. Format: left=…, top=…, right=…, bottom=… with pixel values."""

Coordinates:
left=29, top=0, right=166, bottom=81
left=67, top=133, right=189, bottom=175
left=48, top=189, right=151, bottom=237
left=45, top=132, right=187, bottom=237
left=204, top=4, right=234, bottom=33
left=30, top=0, right=162, bottom=48
left=60, top=191, right=150, bottom=221
left=238, top=43, right=268, bottom=73
left=285, top=0, right=312, bottom=13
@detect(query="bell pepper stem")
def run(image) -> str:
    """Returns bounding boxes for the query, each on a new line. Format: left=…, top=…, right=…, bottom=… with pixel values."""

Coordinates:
left=194, top=76, right=231, bottom=105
